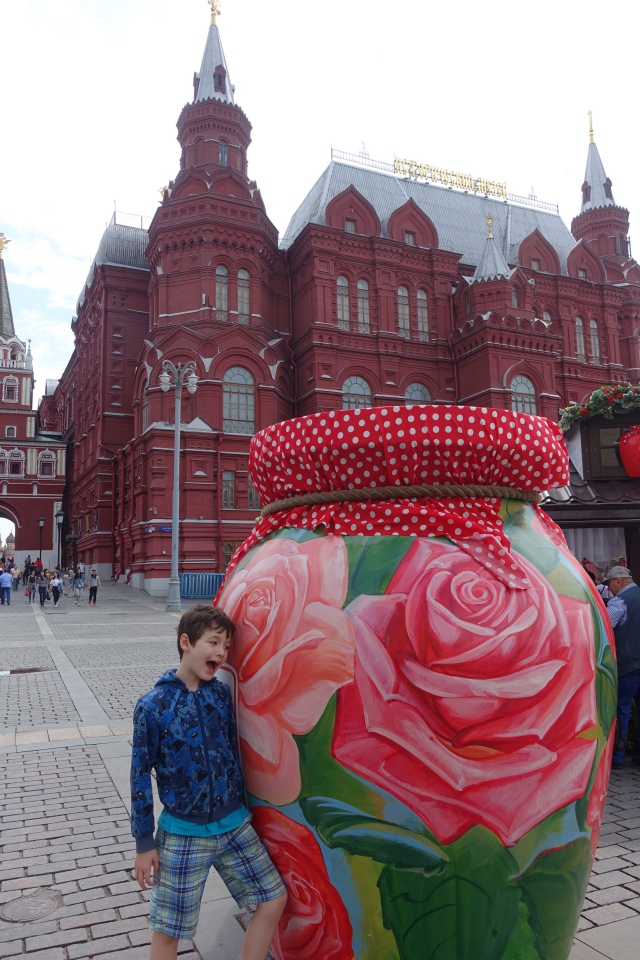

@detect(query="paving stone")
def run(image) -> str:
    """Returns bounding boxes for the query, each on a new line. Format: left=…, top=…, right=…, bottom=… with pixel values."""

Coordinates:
left=580, top=901, right=639, bottom=924
left=583, top=885, right=637, bottom=905
left=67, top=933, right=130, bottom=957
left=588, top=869, right=637, bottom=889
left=91, top=916, right=148, bottom=938
left=60, top=909, right=119, bottom=930
left=590, top=856, right=633, bottom=873
left=25, top=927, right=88, bottom=950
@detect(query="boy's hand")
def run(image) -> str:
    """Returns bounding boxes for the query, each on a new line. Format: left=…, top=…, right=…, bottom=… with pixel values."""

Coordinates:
left=134, top=850, right=159, bottom=890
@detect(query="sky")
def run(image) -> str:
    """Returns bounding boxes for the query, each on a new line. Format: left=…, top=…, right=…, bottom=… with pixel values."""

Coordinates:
left=1, top=0, right=639, bottom=541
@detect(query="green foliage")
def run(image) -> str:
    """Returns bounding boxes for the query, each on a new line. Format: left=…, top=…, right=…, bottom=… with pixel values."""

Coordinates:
left=344, top=536, right=414, bottom=607
left=501, top=899, right=539, bottom=960
left=517, top=839, right=592, bottom=960
left=501, top=502, right=559, bottom=575
left=559, top=383, right=640, bottom=432
left=378, top=827, right=520, bottom=960
left=301, top=796, right=448, bottom=872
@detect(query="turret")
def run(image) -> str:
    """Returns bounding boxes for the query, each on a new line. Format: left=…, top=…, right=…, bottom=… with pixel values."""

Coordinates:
left=571, top=113, right=630, bottom=258
left=176, top=1, right=251, bottom=176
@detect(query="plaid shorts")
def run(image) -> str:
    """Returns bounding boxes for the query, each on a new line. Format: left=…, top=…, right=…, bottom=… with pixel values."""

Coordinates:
left=150, top=820, right=287, bottom=939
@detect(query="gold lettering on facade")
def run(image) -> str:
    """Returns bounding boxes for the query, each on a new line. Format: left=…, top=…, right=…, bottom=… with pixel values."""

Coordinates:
left=395, top=156, right=507, bottom=199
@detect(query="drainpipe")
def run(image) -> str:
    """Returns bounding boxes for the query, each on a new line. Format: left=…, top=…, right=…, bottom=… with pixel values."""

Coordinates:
left=284, top=249, right=298, bottom=417
left=111, top=454, right=117, bottom=580
left=449, top=292, right=460, bottom=403
left=215, top=433, right=222, bottom=573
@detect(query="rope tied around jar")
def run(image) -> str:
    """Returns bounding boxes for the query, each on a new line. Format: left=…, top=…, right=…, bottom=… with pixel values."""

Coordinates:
left=260, top=482, right=542, bottom=519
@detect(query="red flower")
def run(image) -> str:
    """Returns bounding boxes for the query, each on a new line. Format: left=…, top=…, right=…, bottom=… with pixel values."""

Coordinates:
left=587, top=734, right=615, bottom=860
left=579, top=408, right=588, bottom=415
left=252, top=807, right=354, bottom=960
left=608, top=397, right=615, bottom=404
left=333, top=538, right=597, bottom=846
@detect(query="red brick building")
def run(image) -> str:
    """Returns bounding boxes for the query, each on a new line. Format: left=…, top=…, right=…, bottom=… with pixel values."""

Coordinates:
left=43, top=14, right=640, bottom=594
left=0, top=240, right=66, bottom=564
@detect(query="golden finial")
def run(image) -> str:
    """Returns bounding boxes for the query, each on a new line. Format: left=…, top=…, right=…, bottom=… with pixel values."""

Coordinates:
left=209, top=0, right=222, bottom=24
left=158, top=186, right=168, bottom=200
left=0, top=234, right=10, bottom=259
left=486, top=217, right=493, bottom=240
left=588, top=110, right=594, bottom=144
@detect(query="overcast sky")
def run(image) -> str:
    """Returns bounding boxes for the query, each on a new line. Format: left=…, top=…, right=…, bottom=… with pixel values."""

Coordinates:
left=1, top=0, right=639, bottom=538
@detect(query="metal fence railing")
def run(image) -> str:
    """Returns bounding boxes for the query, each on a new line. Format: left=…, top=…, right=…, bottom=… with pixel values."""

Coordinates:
left=179, top=573, right=225, bottom=599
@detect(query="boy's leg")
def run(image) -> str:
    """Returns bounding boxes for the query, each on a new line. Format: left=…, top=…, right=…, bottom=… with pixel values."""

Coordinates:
left=213, top=821, right=287, bottom=960
left=150, top=931, right=179, bottom=960
left=241, top=894, right=287, bottom=960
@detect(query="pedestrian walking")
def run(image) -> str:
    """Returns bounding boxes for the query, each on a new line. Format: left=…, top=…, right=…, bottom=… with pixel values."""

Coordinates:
left=50, top=573, right=62, bottom=607
left=88, top=569, right=102, bottom=606
left=37, top=571, right=48, bottom=607
left=11, top=564, right=19, bottom=592
left=27, top=569, right=36, bottom=603
left=73, top=569, right=84, bottom=605
left=604, top=565, right=640, bottom=770
left=0, top=568, right=12, bottom=605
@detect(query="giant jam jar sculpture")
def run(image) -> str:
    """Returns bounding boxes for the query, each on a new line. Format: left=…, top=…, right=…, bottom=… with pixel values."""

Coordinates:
left=217, top=405, right=616, bottom=960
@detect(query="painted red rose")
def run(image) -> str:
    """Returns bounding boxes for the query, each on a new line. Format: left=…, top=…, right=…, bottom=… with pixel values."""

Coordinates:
left=333, top=538, right=598, bottom=845
left=252, top=807, right=354, bottom=960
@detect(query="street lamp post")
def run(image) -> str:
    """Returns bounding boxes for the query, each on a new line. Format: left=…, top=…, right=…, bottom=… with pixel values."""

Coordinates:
left=38, top=516, right=45, bottom=562
left=55, top=511, right=64, bottom=570
left=159, top=360, right=198, bottom=612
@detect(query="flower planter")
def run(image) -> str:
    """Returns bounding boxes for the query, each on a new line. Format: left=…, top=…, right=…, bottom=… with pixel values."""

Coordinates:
left=218, top=405, right=617, bottom=960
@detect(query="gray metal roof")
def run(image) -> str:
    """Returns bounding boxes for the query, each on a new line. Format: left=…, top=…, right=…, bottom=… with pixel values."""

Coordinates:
left=0, top=259, right=15, bottom=338
left=473, top=234, right=510, bottom=281
left=194, top=23, right=234, bottom=105
left=77, top=223, right=149, bottom=310
left=581, top=141, right=615, bottom=212
left=281, top=161, right=577, bottom=274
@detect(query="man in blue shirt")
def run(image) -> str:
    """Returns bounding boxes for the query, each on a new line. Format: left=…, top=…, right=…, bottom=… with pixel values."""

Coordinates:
left=0, top=568, right=13, bottom=605
left=605, top=566, right=640, bottom=769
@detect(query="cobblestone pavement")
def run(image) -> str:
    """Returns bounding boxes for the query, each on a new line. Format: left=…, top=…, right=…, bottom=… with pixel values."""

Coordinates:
left=0, top=581, right=638, bottom=959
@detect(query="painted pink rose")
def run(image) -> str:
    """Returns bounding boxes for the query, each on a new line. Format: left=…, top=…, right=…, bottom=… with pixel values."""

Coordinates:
left=218, top=535, right=355, bottom=805
left=333, top=538, right=597, bottom=845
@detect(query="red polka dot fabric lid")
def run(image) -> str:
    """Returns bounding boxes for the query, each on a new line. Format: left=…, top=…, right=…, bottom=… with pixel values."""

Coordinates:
left=221, top=405, right=569, bottom=592
left=250, top=405, right=569, bottom=501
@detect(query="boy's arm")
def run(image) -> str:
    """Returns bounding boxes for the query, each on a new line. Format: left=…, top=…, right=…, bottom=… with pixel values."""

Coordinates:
left=130, top=700, right=159, bottom=853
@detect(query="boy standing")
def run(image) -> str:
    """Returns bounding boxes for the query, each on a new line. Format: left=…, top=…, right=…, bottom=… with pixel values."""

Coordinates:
left=88, top=569, right=102, bottom=605
left=131, top=606, right=287, bottom=960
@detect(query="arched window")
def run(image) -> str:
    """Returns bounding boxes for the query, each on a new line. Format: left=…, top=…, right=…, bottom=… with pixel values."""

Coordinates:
left=510, top=375, right=537, bottom=415
left=219, top=139, right=228, bottom=166
left=575, top=317, right=586, bottom=361
left=223, top=367, right=255, bottom=434
left=357, top=279, right=370, bottom=334
left=590, top=319, right=601, bottom=364
left=511, top=286, right=520, bottom=309
left=238, top=270, right=250, bottom=325
left=8, top=450, right=25, bottom=476
left=543, top=310, right=552, bottom=323
left=5, top=426, right=16, bottom=439
left=337, top=276, right=350, bottom=331
left=417, top=289, right=429, bottom=341
left=2, top=377, right=18, bottom=403
left=398, top=286, right=410, bottom=338
left=38, top=451, right=56, bottom=478
left=216, top=265, right=228, bottom=322
left=405, top=382, right=431, bottom=404
left=342, top=376, right=372, bottom=410
left=141, top=383, right=149, bottom=432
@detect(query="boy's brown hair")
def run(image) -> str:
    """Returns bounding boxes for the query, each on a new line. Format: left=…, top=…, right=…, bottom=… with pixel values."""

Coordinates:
left=176, top=605, right=237, bottom=659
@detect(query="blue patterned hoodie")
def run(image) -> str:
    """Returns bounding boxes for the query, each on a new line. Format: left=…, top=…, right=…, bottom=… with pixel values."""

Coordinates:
left=130, top=669, right=245, bottom=853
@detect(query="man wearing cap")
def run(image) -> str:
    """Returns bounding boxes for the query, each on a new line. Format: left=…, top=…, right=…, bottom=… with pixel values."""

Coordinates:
left=604, top=565, right=640, bottom=769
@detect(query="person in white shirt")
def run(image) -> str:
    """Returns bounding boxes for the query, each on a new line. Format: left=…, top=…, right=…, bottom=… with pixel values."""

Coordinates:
left=50, top=574, right=62, bottom=608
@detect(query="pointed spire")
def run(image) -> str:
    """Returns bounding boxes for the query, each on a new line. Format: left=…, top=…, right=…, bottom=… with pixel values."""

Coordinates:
left=194, top=1, right=234, bottom=104
left=0, top=235, right=15, bottom=339
left=580, top=112, right=615, bottom=212
left=473, top=219, right=510, bottom=280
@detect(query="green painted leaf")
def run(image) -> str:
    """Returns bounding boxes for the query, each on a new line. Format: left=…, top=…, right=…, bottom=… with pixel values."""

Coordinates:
left=344, top=536, right=414, bottom=607
left=518, top=838, right=592, bottom=960
left=596, top=643, right=617, bottom=737
left=378, top=827, right=520, bottom=960
left=501, top=898, right=540, bottom=960
left=510, top=804, right=588, bottom=876
left=502, top=503, right=560, bottom=576
left=301, top=797, right=448, bottom=872
left=265, top=527, right=326, bottom=544
left=545, top=563, right=592, bottom=602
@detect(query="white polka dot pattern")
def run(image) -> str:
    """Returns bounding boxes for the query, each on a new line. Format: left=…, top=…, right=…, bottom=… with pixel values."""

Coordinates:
left=223, top=405, right=569, bottom=590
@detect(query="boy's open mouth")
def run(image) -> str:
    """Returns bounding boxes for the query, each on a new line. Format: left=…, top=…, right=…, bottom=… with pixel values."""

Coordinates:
left=205, top=660, right=217, bottom=673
